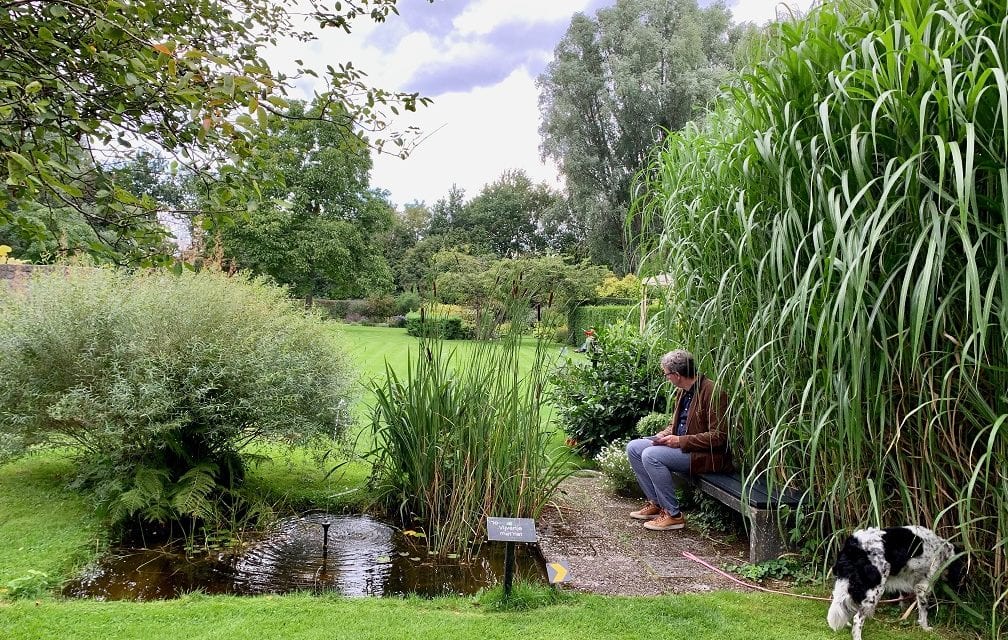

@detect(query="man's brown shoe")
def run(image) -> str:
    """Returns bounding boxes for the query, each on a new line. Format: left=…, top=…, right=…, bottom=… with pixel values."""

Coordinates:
left=629, top=501, right=661, bottom=520
left=642, top=510, right=685, bottom=530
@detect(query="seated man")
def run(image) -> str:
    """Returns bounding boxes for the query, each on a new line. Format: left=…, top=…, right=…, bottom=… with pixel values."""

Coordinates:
left=625, top=349, right=732, bottom=531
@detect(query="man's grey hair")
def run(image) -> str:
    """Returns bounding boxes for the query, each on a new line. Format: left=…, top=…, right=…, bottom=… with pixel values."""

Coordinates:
left=660, top=350, right=696, bottom=377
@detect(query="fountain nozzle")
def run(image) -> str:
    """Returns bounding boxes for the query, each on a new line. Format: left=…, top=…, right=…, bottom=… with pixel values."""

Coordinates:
left=321, top=522, right=331, bottom=561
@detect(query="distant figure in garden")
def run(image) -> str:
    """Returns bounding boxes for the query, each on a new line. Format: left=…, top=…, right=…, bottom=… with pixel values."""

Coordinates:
left=573, top=328, right=598, bottom=353
left=626, top=349, right=732, bottom=531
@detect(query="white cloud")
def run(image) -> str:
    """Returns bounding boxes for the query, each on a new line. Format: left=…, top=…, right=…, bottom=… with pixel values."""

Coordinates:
left=729, top=0, right=817, bottom=26
left=453, top=0, right=596, bottom=36
left=370, top=68, right=561, bottom=206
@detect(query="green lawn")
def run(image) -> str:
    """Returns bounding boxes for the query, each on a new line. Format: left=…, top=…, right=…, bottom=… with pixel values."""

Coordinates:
left=0, top=453, right=104, bottom=591
left=0, top=324, right=963, bottom=640
left=0, top=591, right=951, bottom=640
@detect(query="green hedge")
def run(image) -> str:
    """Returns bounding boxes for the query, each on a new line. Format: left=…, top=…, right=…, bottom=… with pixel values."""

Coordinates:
left=567, top=303, right=659, bottom=344
left=405, top=312, right=465, bottom=339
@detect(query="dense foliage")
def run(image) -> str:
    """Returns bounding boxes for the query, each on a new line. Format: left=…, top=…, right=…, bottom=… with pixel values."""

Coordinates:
left=0, top=0, right=429, bottom=265
left=215, top=100, right=395, bottom=300
left=0, top=268, right=356, bottom=533
left=404, top=312, right=466, bottom=340
left=549, top=328, right=671, bottom=456
left=567, top=303, right=660, bottom=345
left=636, top=0, right=1007, bottom=626
left=432, top=252, right=609, bottom=314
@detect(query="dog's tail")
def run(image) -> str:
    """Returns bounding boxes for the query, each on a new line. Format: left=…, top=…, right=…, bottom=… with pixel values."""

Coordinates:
left=827, top=580, right=853, bottom=631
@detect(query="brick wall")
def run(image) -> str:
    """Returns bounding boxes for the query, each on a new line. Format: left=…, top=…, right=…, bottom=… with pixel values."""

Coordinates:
left=0, top=263, right=75, bottom=291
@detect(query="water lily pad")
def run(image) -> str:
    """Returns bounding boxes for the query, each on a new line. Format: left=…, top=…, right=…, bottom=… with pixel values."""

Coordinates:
left=376, top=556, right=392, bottom=564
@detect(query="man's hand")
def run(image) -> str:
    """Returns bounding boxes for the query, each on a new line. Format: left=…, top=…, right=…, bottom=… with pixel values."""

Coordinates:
left=654, top=435, right=681, bottom=447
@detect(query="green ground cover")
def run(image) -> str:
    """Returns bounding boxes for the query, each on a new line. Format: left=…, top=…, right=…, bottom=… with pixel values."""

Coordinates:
left=0, top=454, right=104, bottom=591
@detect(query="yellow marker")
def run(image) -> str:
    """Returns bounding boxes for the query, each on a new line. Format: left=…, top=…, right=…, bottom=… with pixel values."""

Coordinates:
left=547, top=561, right=568, bottom=583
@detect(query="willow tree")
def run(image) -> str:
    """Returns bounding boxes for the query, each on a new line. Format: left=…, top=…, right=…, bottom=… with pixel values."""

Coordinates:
left=537, top=0, right=745, bottom=273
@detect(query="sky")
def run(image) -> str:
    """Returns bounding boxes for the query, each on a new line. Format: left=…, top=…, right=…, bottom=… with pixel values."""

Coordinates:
left=270, top=0, right=817, bottom=209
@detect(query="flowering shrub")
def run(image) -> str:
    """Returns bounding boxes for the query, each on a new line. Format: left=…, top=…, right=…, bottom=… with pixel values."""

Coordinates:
left=595, top=439, right=636, bottom=493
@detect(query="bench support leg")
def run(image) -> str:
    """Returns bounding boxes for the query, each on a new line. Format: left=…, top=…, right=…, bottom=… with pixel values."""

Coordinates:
left=748, top=508, right=786, bottom=564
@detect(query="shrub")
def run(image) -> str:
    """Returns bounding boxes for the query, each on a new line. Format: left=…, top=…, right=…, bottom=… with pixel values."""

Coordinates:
left=531, top=321, right=566, bottom=344
left=595, top=440, right=637, bottom=494
left=394, top=291, right=422, bottom=315
left=567, top=303, right=661, bottom=344
left=636, top=412, right=672, bottom=437
left=549, top=328, right=671, bottom=456
left=388, top=315, right=407, bottom=328
left=0, top=268, right=357, bottom=535
left=595, top=274, right=641, bottom=299
left=367, top=294, right=397, bottom=320
left=310, top=298, right=350, bottom=319
left=404, top=311, right=465, bottom=339
left=552, top=324, right=569, bottom=344
left=345, top=298, right=372, bottom=320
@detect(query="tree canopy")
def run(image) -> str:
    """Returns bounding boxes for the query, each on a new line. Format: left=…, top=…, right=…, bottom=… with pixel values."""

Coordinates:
left=537, top=0, right=745, bottom=272
left=0, top=0, right=429, bottom=265
left=216, top=100, right=394, bottom=300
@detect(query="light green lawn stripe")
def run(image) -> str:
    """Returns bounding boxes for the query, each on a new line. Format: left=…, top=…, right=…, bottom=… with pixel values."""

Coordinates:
left=0, top=592, right=950, bottom=640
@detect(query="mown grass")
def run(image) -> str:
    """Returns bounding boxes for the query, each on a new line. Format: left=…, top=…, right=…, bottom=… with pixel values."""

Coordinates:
left=0, top=591, right=959, bottom=640
left=0, top=453, right=105, bottom=589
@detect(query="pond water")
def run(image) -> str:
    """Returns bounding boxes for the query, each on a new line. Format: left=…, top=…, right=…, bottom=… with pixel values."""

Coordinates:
left=63, top=513, right=546, bottom=600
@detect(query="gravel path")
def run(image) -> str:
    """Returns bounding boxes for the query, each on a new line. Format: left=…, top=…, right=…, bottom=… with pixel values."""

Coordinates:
left=537, top=471, right=753, bottom=596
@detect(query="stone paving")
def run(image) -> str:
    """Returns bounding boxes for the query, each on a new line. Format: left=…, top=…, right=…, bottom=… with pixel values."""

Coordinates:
left=537, top=470, right=753, bottom=596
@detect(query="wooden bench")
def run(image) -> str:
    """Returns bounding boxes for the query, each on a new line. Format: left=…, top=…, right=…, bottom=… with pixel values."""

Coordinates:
left=672, top=470, right=803, bottom=564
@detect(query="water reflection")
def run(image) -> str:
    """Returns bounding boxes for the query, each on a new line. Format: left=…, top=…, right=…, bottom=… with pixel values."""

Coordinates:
left=64, top=514, right=546, bottom=600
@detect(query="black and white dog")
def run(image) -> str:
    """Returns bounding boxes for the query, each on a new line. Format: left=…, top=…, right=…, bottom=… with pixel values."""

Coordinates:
left=827, top=526, right=964, bottom=640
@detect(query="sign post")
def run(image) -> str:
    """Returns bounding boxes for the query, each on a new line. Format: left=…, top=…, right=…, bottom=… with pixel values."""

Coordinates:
left=486, top=517, right=537, bottom=599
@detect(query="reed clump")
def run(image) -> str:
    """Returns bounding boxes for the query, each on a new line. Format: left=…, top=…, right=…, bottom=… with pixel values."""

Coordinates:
left=368, top=298, right=570, bottom=556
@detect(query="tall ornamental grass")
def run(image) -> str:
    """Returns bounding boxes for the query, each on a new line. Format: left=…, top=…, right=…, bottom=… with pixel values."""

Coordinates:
left=634, top=0, right=1006, bottom=628
left=368, top=304, right=570, bottom=557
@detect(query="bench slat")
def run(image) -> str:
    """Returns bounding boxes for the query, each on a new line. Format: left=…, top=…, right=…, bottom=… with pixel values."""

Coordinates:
left=676, top=472, right=803, bottom=509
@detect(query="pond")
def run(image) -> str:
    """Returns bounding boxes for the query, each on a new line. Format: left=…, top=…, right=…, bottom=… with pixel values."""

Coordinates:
left=63, top=513, right=546, bottom=600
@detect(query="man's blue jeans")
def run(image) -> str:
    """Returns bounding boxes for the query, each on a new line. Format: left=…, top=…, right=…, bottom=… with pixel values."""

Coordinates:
left=626, top=437, right=691, bottom=514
